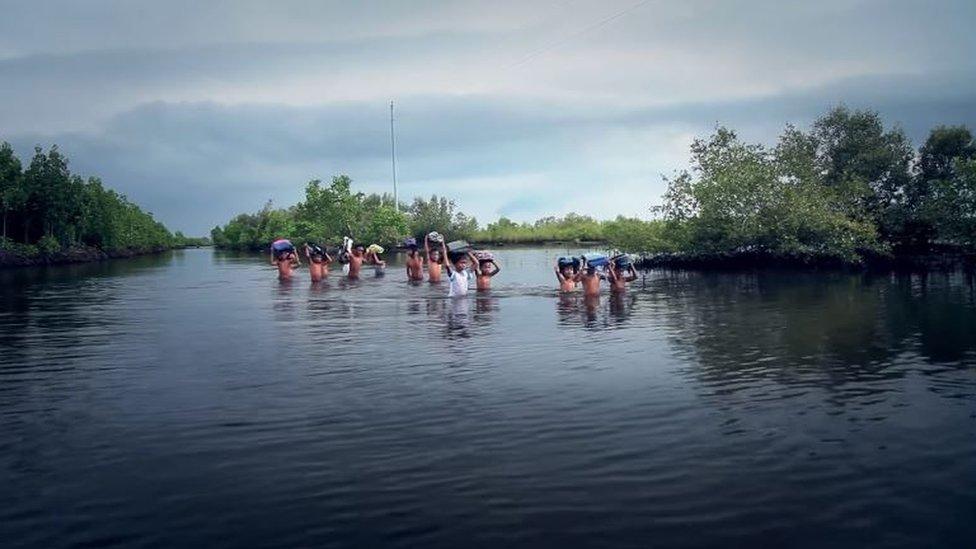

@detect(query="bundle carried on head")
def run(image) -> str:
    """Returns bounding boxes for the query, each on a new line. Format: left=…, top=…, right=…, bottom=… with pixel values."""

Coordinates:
left=446, top=240, right=472, bottom=262
left=558, top=256, right=581, bottom=270
left=474, top=250, right=494, bottom=262
left=447, top=240, right=471, bottom=253
left=427, top=231, right=444, bottom=243
left=307, top=242, right=327, bottom=258
left=403, top=237, right=418, bottom=249
left=271, top=239, right=295, bottom=257
left=337, top=236, right=353, bottom=264
left=366, top=244, right=384, bottom=255
left=581, top=252, right=609, bottom=268
left=612, top=253, right=633, bottom=268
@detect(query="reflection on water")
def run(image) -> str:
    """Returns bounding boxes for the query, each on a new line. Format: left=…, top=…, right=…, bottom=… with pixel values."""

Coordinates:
left=0, top=248, right=974, bottom=548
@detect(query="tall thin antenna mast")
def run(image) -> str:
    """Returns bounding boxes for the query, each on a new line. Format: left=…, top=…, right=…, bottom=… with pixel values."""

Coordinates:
left=390, top=101, right=398, bottom=212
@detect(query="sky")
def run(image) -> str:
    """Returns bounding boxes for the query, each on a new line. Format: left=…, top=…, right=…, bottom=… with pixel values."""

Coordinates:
left=2, top=0, right=975, bottom=235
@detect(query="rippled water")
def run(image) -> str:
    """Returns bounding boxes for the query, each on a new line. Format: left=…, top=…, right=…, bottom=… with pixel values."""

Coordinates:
left=1, top=247, right=974, bottom=548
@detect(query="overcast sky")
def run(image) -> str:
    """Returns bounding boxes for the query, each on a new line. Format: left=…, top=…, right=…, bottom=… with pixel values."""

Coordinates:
left=2, top=0, right=975, bottom=234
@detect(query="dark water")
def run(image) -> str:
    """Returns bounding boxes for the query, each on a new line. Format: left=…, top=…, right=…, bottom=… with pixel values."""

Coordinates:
left=1, top=247, right=974, bottom=548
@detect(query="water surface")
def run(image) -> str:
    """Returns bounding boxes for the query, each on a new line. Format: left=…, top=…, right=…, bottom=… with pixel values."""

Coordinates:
left=1, top=248, right=974, bottom=548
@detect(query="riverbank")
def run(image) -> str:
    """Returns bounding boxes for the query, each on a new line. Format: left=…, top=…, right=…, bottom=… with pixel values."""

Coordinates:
left=0, top=244, right=191, bottom=268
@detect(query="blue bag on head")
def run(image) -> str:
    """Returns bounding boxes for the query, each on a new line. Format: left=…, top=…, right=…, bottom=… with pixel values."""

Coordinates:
left=581, top=253, right=608, bottom=267
left=403, top=237, right=418, bottom=248
left=271, top=239, right=295, bottom=258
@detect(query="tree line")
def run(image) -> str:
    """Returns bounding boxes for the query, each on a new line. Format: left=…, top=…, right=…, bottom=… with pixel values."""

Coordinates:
left=210, top=175, right=663, bottom=252
left=653, top=106, right=975, bottom=263
left=213, top=105, right=975, bottom=265
left=211, top=175, right=477, bottom=251
left=0, top=142, right=183, bottom=258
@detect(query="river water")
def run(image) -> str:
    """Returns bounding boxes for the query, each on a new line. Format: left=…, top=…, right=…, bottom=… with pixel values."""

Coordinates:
left=1, top=247, right=974, bottom=548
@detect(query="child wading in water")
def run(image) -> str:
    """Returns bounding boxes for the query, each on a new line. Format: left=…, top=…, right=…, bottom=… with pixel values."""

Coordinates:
left=554, top=257, right=581, bottom=292
left=608, top=254, right=637, bottom=293
left=304, top=243, right=332, bottom=283
left=404, top=238, right=424, bottom=281
left=473, top=252, right=501, bottom=291
left=270, top=239, right=299, bottom=280
left=346, top=242, right=365, bottom=279
left=425, top=232, right=445, bottom=283
left=365, top=244, right=386, bottom=276
left=442, top=240, right=474, bottom=297
left=579, top=256, right=606, bottom=297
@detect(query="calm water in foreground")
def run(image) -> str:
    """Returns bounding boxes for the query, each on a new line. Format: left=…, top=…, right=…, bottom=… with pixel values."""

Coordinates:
left=1, top=247, right=974, bottom=548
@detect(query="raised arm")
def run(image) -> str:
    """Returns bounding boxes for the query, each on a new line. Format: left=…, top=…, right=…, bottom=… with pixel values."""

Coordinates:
left=468, top=252, right=480, bottom=275
left=442, top=240, right=452, bottom=275
left=487, top=260, right=500, bottom=277
left=554, top=263, right=566, bottom=283
left=270, top=249, right=277, bottom=265
left=424, top=235, right=432, bottom=261
left=625, top=265, right=638, bottom=282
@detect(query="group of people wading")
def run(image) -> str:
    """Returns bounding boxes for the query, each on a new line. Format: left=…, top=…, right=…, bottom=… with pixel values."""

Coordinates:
left=270, top=232, right=637, bottom=298
left=270, top=232, right=500, bottom=297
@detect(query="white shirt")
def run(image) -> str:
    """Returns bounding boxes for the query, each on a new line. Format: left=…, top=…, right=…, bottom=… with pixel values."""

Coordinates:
left=448, top=269, right=473, bottom=297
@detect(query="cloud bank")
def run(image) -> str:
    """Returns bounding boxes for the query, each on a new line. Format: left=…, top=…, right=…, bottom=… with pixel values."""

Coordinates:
left=2, top=0, right=974, bottom=234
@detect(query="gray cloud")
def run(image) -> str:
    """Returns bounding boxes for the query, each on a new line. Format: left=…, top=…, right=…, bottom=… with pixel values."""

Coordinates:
left=2, top=0, right=974, bottom=234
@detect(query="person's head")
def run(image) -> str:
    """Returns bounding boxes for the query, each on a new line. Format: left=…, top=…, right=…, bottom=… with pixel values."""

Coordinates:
left=454, top=254, right=470, bottom=271
left=352, top=244, right=365, bottom=257
left=479, top=259, right=493, bottom=272
left=430, top=249, right=441, bottom=262
left=560, top=264, right=575, bottom=277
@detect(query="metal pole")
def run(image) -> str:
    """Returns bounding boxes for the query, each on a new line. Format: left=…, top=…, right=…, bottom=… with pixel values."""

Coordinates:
left=390, top=101, right=398, bottom=212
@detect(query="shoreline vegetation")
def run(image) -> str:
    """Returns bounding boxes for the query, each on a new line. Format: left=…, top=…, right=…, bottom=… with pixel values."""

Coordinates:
left=0, top=142, right=207, bottom=268
left=213, top=106, right=975, bottom=271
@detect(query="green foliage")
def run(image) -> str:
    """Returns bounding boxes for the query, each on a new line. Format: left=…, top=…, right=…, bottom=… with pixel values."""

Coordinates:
left=37, top=234, right=60, bottom=254
left=808, top=106, right=914, bottom=245
left=917, top=126, right=975, bottom=184
left=602, top=217, right=673, bottom=253
left=212, top=106, right=976, bottom=264
left=473, top=213, right=603, bottom=243
left=172, top=232, right=210, bottom=247
left=363, top=205, right=409, bottom=246
left=923, top=158, right=976, bottom=247
left=0, top=141, right=176, bottom=254
left=0, top=237, right=39, bottom=257
left=408, top=195, right=477, bottom=241
left=214, top=176, right=413, bottom=251
left=658, top=125, right=883, bottom=263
